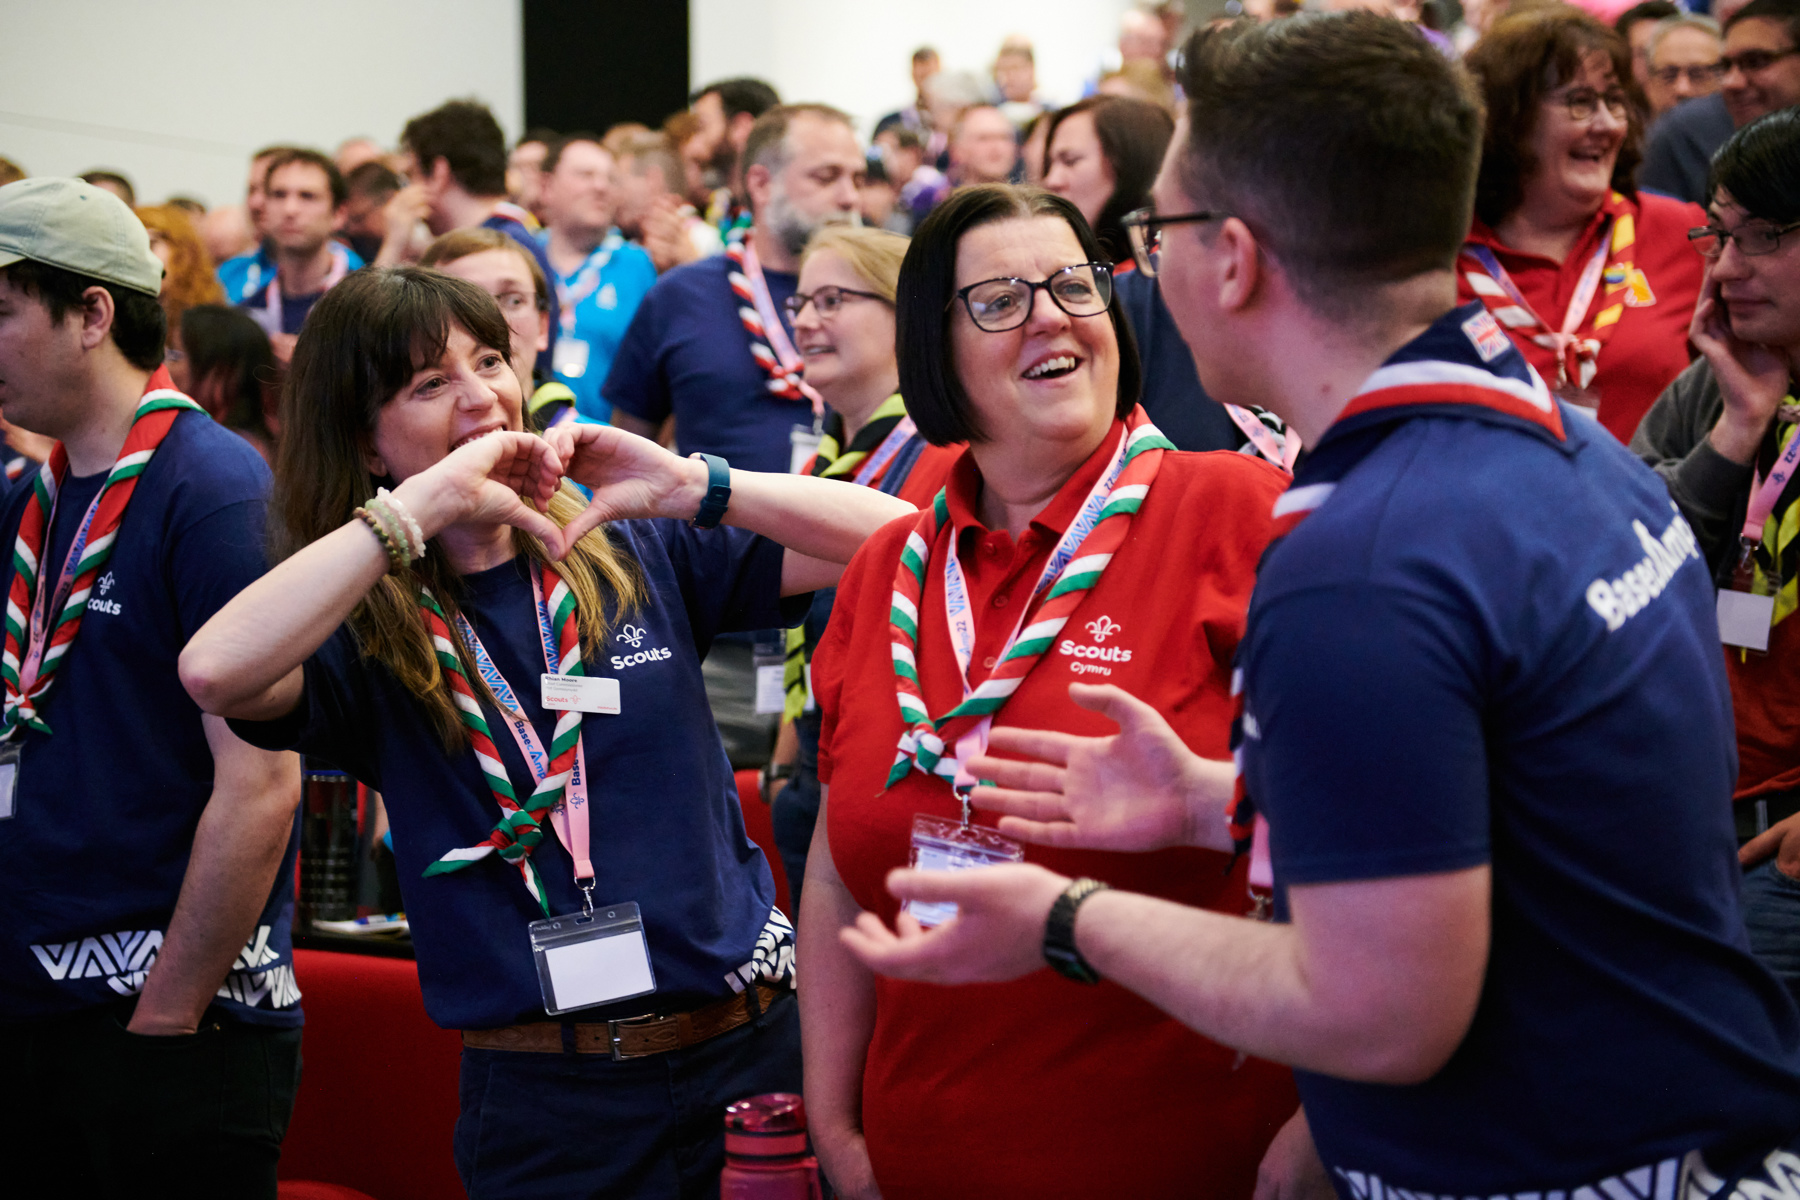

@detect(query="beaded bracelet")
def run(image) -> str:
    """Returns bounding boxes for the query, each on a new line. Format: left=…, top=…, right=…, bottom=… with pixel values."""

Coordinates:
left=353, top=506, right=407, bottom=573
left=375, top=487, right=427, bottom=561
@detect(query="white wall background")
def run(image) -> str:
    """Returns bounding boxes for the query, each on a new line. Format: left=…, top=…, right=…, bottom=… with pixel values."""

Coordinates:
left=690, top=0, right=1144, bottom=138
left=0, top=0, right=524, bottom=210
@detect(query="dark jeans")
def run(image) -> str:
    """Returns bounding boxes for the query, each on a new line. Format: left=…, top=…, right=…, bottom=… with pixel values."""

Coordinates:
left=454, top=988, right=803, bottom=1200
left=772, top=764, right=822, bottom=915
left=0, top=1001, right=303, bottom=1200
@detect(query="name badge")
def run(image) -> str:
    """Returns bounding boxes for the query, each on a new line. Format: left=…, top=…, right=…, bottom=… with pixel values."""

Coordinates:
left=529, top=900, right=657, bottom=1015
left=902, top=813, right=1025, bottom=928
left=1719, top=590, right=1775, bottom=652
left=541, top=673, right=621, bottom=714
left=553, top=337, right=591, bottom=380
left=789, top=425, right=822, bottom=475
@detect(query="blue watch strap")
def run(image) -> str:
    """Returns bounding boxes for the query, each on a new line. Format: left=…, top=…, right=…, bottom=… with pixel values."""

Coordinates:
left=689, top=453, right=732, bottom=529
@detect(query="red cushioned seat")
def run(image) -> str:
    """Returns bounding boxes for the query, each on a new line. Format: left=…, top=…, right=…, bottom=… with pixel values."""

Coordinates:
left=278, top=949, right=466, bottom=1200
left=736, top=768, right=790, bottom=915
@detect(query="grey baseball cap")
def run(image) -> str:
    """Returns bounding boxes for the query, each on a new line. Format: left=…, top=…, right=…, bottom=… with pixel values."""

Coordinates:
left=0, top=177, right=162, bottom=296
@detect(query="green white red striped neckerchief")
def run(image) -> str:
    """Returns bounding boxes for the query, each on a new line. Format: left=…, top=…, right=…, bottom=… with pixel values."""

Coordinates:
left=888, top=408, right=1173, bottom=790
left=418, top=560, right=591, bottom=917
left=2, top=367, right=202, bottom=739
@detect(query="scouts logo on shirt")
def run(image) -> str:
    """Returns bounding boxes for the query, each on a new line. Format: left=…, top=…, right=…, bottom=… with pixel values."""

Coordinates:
left=610, top=624, right=672, bottom=670
left=1058, top=616, right=1133, bottom=676
left=617, top=624, right=646, bottom=648
left=87, top=571, right=121, bottom=616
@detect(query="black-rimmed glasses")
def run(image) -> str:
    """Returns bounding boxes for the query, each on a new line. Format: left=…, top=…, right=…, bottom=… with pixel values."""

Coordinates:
left=949, top=263, right=1114, bottom=332
left=1121, top=208, right=1233, bottom=277
left=783, top=285, right=888, bottom=321
left=1720, top=47, right=1800, bottom=75
left=1688, top=219, right=1800, bottom=259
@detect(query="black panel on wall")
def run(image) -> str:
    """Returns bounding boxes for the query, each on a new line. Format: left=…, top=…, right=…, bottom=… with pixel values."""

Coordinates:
left=522, top=0, right=690, bottom=138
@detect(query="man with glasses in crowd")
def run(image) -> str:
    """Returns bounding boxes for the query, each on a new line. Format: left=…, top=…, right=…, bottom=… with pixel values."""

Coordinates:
left=1644, top=0, right=1800, bottom=203
left=1644, top=15, right=1726, bottom=121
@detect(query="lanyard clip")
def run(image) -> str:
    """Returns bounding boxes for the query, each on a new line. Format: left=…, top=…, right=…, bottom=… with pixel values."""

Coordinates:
left=579, top=878, right=596, bottom=919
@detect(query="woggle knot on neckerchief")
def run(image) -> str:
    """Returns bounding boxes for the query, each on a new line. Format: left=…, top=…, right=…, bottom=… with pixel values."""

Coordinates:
left=885, top=408, right=1173, bottom=788
left=416, top=565, right=586, bottom=917
left=1, top=374, right=201, bottom=741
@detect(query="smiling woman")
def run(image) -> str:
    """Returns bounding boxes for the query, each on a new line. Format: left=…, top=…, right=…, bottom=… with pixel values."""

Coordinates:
left=1463, top=8, right=1707, bottom=443
left=796, top=185, right=1299, bottom=1200
left=174, top=265, right=914, bottom=1199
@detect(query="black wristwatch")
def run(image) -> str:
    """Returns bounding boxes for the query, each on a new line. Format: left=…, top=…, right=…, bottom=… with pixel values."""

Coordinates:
left=689, top=453, right=731, bottom=529
left=1043, top=877, right=1110, bottom=984
left=760, top=761, right=795, bottom=802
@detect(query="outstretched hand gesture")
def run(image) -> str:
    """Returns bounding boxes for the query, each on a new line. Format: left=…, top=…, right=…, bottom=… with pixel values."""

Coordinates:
left=966, top=683, right=1234, bottom=854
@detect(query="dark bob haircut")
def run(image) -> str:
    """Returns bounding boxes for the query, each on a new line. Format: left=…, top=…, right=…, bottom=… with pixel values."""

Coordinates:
left=1465, top=8, right=1644, bottom=229
left=0, top=259, right=166, bottom=372
left=1710, top=107, right=1800, bottom=224
left=896, top=184, right=1141, bottom=447
left=1043, top=96, right=1175, bottom=266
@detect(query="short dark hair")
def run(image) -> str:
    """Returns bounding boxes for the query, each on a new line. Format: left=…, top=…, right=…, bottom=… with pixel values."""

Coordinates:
left=1729, top=0, right=1800, bottom=39
left=0, top=259, right=166, bottom=371
left=0, top=157, right=27, bottom=187
left=1711, top=107, right=1800, bottom=223
left=691, top=78, right=782, bottom=123
left=1466, top=8, right=1643, bottom=230
left=401, top=99, right=509, bottom=197
left=78, top=170, right=135, bottom=206
left=345, top=160, right=403, bottom=203
left=742, top=104, right=857, bottom=178
left=1178, top=13, right=1483, bottom=319
left=1044, top=96, right=1174, bottom=265
left=896, top=184, right=1141, bottom=447
left=541, top=132, right=605, bottom=177
left=263, top=148, right=347, bottom=209
left=519, top=127, right=558, bottom=149
left=1615, top=0, right=1680, bottom=37
left=180, top=304, right=275, bottom=439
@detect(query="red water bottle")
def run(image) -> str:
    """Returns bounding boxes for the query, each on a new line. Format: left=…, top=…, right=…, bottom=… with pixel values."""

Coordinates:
left=720, top=1093, right=823, bottom=1200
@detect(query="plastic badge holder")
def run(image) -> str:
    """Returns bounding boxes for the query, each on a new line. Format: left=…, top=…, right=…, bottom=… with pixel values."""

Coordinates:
left=529, top=900, right=657, bottom=1016
left=903, top=813, right=1025, bottom=928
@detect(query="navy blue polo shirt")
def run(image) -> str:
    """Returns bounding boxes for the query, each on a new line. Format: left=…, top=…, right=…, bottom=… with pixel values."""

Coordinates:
left=0, top=409, right=300, bottom=1027
left=230, top=520, right=807, bottom=1030
left=1238, top=304, right=1800, bottom=1193
left=603, top=254, right=808, bottom=474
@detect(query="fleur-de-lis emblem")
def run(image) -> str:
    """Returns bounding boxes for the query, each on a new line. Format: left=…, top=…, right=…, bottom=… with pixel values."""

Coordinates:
left=617, top=624, right=646, bottom=648
left=1085, top=615, right=1120, bottom=643
left=98, top=572, right=116, bottom=596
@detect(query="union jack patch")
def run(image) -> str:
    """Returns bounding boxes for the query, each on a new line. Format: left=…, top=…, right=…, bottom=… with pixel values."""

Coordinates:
left=1462, top=309, right=1512, bottom=363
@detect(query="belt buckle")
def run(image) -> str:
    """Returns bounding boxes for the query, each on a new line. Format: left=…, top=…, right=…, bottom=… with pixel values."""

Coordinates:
left=605, top=1011, right=659, bottom=1061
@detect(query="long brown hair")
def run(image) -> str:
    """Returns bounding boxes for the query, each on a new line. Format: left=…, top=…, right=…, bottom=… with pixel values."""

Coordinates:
left=273, top=266, right=643, bottom=748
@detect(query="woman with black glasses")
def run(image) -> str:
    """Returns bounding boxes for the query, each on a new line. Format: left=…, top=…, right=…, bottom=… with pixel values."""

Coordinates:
left=795, top=184, right=1298, bottom=1200
left=1462, top=7, right=1706, bottom=444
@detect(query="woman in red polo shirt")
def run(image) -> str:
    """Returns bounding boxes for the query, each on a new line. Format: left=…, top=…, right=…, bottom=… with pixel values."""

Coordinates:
left=1462, top=8, right=1705, bottom=443
left=798, top=184, right=1297, bottom=1199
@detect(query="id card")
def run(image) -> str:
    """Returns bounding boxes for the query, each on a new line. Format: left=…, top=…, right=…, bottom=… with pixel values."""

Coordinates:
left=753, top=639, right=785, bottom=715
left=789, top=425, right=822, bottom=475
left=553, top=337, right=591, bottom=380
left=0, top=740, right=17, bottom=820
left=542, top=673, right=621, bottom=714
left=1719, top=589, right=1776, bottom=652
left=529, top=900, right=656, bottom=1015
left=902, top=813, right=1025, bottom=928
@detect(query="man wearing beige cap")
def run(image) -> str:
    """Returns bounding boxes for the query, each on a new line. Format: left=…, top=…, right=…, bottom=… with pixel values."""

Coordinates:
left=0, top=178, right=303, bottom=1200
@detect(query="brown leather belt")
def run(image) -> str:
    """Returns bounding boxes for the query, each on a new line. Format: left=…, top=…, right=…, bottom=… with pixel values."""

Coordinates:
left=461, top=983, right=786, bottom=1060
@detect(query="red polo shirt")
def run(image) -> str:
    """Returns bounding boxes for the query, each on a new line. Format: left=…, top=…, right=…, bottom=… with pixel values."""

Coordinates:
left=1460, top=190, right=1705, bottom=444
left=814, top=421, right=1297, bottom=1200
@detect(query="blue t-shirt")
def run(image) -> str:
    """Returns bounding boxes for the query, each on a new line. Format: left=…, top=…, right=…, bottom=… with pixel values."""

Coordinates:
left=0, top=411, right=300, bottom=1027
left=233, top=242, right=366, bottom=336
left=218, top=243, right=275, bottom=305
left=545, top=229, right=658, bottom=422
left=483, top=212, right=560, bottom=373
left=1237, top=303, right=1800, bottom=1193
left=230, top=521, right=807, bottom=1030
left=603, top=253, right=808, bottom=474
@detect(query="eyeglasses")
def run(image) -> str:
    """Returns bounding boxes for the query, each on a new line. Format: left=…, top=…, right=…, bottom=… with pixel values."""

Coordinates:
left=1546, top=87, right=1630, bottom=122
left=783, top=285, right=888, bottom=321
left=1649, top=62, right=1726, bottom=87
left=1688, top=219, right=1800, bottom=258
left=493, top=291, right=538, bottom=314
left=949, top=263, right=1113, bottom=332
left=1120, top=208, right=1232, bottom=277
left=1720, top=46, right=1800, bottom=75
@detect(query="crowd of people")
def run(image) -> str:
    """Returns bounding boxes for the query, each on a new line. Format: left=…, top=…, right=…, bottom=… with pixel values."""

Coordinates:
left=5, top=0, right=1800, bottom=1198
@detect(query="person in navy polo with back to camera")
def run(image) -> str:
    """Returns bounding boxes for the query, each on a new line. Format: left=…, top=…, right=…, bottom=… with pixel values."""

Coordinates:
left=0, top=178, right=304, bottom=1200
left=838, top=14, right=1800, bottom=1200
left=179, top=263, right=913, bottom=1199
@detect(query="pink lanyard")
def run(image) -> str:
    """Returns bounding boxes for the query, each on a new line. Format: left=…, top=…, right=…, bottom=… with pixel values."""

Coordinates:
left=453, top=567, right=593, bottom=882
left=1223, top=405, right=1301, bottom=471
left=19, top=486, right=107, bottom=695
left=251, top=244, right=350, bottom=336
left=740, top=238, right=825, bottom=419
left=1745, top=422, right=1800, bottom=541
left=1464, top=234, right=1612, bottom=385
left=852, top=416, right=918, bottom=487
